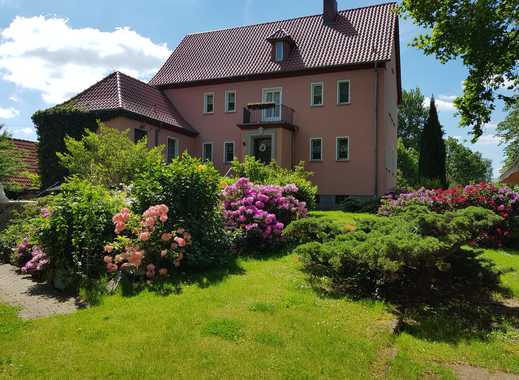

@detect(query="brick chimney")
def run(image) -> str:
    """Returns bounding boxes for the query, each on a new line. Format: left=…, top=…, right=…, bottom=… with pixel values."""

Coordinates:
left=323, top=0, right=338, bottom=24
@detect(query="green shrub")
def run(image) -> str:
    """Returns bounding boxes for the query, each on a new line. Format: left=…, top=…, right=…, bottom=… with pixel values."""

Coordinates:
left=39, top=178, right=125, bottom=290
left=295, top=205, right=502, bottom=301
left=0, top=199, right=49, bottom=264
left=132, top=153, right=231, bottom=269
left=58, top=124, right=164, bottom=188
left=231, top=156, right=318, bottom=210
left=282, top=217, right=344, bottom=245
left=341, top=197, right=380, bottom=213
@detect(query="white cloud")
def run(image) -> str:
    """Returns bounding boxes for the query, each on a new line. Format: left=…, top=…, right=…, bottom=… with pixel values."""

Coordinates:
left=0, top=106, right=19, bottom=119
left=0, top=16, right=171, bottom=104
left=424, top=95, right=457, bottom=113
left=474, top=134, right=502, bottom=146
left=19, top=127, right=35, bottom=136
left=8, top=94, right=18, bottom=102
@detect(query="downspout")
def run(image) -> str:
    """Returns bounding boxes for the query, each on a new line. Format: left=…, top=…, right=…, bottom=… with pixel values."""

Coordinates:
left=373, top=61, right=379, bottom=197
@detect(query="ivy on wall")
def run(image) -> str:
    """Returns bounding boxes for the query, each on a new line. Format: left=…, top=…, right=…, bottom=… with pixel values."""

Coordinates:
left=32, top=103, right=101, bottom=189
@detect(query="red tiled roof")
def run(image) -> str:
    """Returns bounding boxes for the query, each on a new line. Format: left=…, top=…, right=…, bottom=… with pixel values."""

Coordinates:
left=6, top=138, right=38, bottom=189
left=69, top=72, right=198, bottom=136
left=150, top=3, right=398, bottom=87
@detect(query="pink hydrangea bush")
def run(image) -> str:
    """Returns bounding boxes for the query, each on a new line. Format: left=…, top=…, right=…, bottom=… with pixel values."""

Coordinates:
left=104, top=204, right=192, bottom=281
left=21, top=246, right=49, bottom=277
left=222, top=178, right=307, bottom=245
left=379, top=183, right=519, bottom=246
left=14, top=239, right=49, bottom=278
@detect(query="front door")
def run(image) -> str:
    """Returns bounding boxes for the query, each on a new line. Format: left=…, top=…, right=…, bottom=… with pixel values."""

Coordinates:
left=253, top=136, right=272, bottom=164
left=262, top=88, right=282, bottom=122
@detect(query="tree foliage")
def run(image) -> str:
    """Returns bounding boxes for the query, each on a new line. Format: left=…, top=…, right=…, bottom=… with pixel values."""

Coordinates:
left=0, top=124, right=22, bottom=188
left=58, top=124, right=164, bottom=188
left=397, top=138, right=419, bottom=187
left=399, top=0, right=518, bottom=139
left=419, top=97, right=447, bottom=186
left=445, top=137, right=493, bottom=184
left=496, top=99, right=519, bottom=175
left=398, top=88, right=429, bottom=150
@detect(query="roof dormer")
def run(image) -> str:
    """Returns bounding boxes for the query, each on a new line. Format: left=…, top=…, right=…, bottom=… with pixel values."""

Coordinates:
left=267, top=29, right=294, bottom=63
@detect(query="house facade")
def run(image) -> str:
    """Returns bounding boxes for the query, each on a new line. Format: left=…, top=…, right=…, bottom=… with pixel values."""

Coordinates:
left=56, top=1, right=401, bottom=206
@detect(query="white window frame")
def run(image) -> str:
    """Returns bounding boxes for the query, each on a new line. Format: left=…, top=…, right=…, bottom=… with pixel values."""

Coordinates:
left=224, top=90, right=236, bottom=113
left=261, top=87, right=283, bottom=122
left=310, top=82, right=324, bottom=107
left=274, top=41, right=284, bottom=62
left=309, top=137, right=323, bottom=161
left=202, top=142, right=213, bottom=162
left=203, top=92, right=215, bottom=114
left=166, top=137, right=179, bottom=163
left=223, top=141, right=235, bottom=163
left=337, top=80, right=351, bottom=105
left=336, top=136, right=350, bottom=161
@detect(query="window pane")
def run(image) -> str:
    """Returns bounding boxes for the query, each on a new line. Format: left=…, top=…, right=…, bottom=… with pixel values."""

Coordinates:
left=167, top=139, right=177, bottom=163
left=338, top=82, right=350, bottom=104
left=311, top=139, right=322, bottom=160
left=203, top=144, right=212, bottom=161
left=226, top=92, right=235, bottom=112
left=312, top=84, right=323, bottom=105
left=275, top=41, right=284, bottom=61
left=224, top=142, right=234, bottom=162
left=337, top=138, right=349, bottom=160
left=134, top=129, right=147, bottom=143
left=205, top=94, right=214, bottom=113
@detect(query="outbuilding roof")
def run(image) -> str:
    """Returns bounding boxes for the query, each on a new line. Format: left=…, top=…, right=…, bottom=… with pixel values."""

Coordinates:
left=6, top=138, right=38, bottom=189
left=68, top=71, right=197, bottom=136
left=150, top=3, right=399, bottom=87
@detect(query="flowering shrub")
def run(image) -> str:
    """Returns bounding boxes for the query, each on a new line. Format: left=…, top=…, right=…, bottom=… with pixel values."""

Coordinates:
left=379, top=183, right=519, bottom=246
left=14, top=238, right=33, bottom=268
left=132, top=154, right=231, bottom=269
left=231, top=156, right=318, bottom=209
left=21, top=246, right=49, bottom=277
left=222, top=178, right=307, bottom=245
left=40, top=178, right=125, bottom=290
left=104, top=204, right=192, bottom=281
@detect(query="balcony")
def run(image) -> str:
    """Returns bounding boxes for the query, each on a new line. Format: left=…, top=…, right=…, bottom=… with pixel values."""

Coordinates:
left=238, top=103, right=296, bottom=130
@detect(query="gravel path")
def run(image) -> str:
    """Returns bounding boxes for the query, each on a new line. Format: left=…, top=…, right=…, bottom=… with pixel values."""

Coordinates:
left=0, top=264, right=78, bottom=319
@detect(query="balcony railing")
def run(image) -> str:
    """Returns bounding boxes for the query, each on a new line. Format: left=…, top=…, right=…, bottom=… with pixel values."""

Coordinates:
left=242, top=103, right=295, bottom=126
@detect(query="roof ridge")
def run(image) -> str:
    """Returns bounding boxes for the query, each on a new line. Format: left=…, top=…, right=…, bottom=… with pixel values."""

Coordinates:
left=186, top=2, right=397, bottom=37
left=115, top=71, right=123, bottom=108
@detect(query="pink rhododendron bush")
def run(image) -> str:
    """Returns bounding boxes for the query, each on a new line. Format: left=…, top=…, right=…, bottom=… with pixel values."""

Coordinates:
left=379, top=183, right=519, bottom=247
left=104, top=204, right=192, bottom=282
left=222, top=178, right=308, bottom=247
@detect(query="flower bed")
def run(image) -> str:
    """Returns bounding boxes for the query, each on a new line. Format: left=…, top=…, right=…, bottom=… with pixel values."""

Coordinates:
left=222, top=178, right=307, bottom=246
left=379, top=183, right=519, bottom=246
left=104, top=204, right=192, bottom=280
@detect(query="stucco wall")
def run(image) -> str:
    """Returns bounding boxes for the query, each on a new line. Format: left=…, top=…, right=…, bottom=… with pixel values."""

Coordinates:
left=104, top=117, right=195, bottom=158
left=165, top=69, right=384, bottom=196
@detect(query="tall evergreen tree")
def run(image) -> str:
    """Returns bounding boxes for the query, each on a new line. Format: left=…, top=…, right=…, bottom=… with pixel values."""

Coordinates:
left=419, top=97, right=447, bottom=187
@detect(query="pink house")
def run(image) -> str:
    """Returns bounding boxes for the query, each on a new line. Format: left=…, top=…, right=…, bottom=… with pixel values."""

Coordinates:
left=59, top=1, right=401, bottom=207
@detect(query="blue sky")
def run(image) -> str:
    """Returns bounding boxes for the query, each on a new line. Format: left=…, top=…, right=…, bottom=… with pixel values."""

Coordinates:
left=0, top=0, right=507, bottom=176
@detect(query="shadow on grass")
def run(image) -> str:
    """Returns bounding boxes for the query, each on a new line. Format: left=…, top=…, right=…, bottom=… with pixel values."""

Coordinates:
left=115, top=255, right=246, bottom=298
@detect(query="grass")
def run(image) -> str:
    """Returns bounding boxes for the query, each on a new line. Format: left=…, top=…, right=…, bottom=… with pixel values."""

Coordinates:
left=1, top=211, right=518, bottom=379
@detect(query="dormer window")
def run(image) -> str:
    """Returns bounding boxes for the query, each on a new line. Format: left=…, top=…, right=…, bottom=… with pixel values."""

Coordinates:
left=267, top=29, right=294, bottom=63
left=275, top=41, right=284, bottom=62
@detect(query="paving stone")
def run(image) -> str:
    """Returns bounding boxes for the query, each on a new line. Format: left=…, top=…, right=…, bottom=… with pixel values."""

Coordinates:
left=0, top=264, right=78, bottom=319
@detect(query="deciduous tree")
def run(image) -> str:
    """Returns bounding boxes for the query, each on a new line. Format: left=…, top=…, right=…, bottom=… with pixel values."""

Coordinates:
left=399, top=0, right=518, bottom=139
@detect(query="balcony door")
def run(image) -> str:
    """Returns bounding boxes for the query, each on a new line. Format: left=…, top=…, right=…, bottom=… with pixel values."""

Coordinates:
left=262, top=87, right=282, bottom=122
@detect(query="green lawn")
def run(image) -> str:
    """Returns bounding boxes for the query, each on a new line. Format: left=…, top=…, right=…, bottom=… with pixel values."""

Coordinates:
left=1, top=212, right=518, bottom=379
